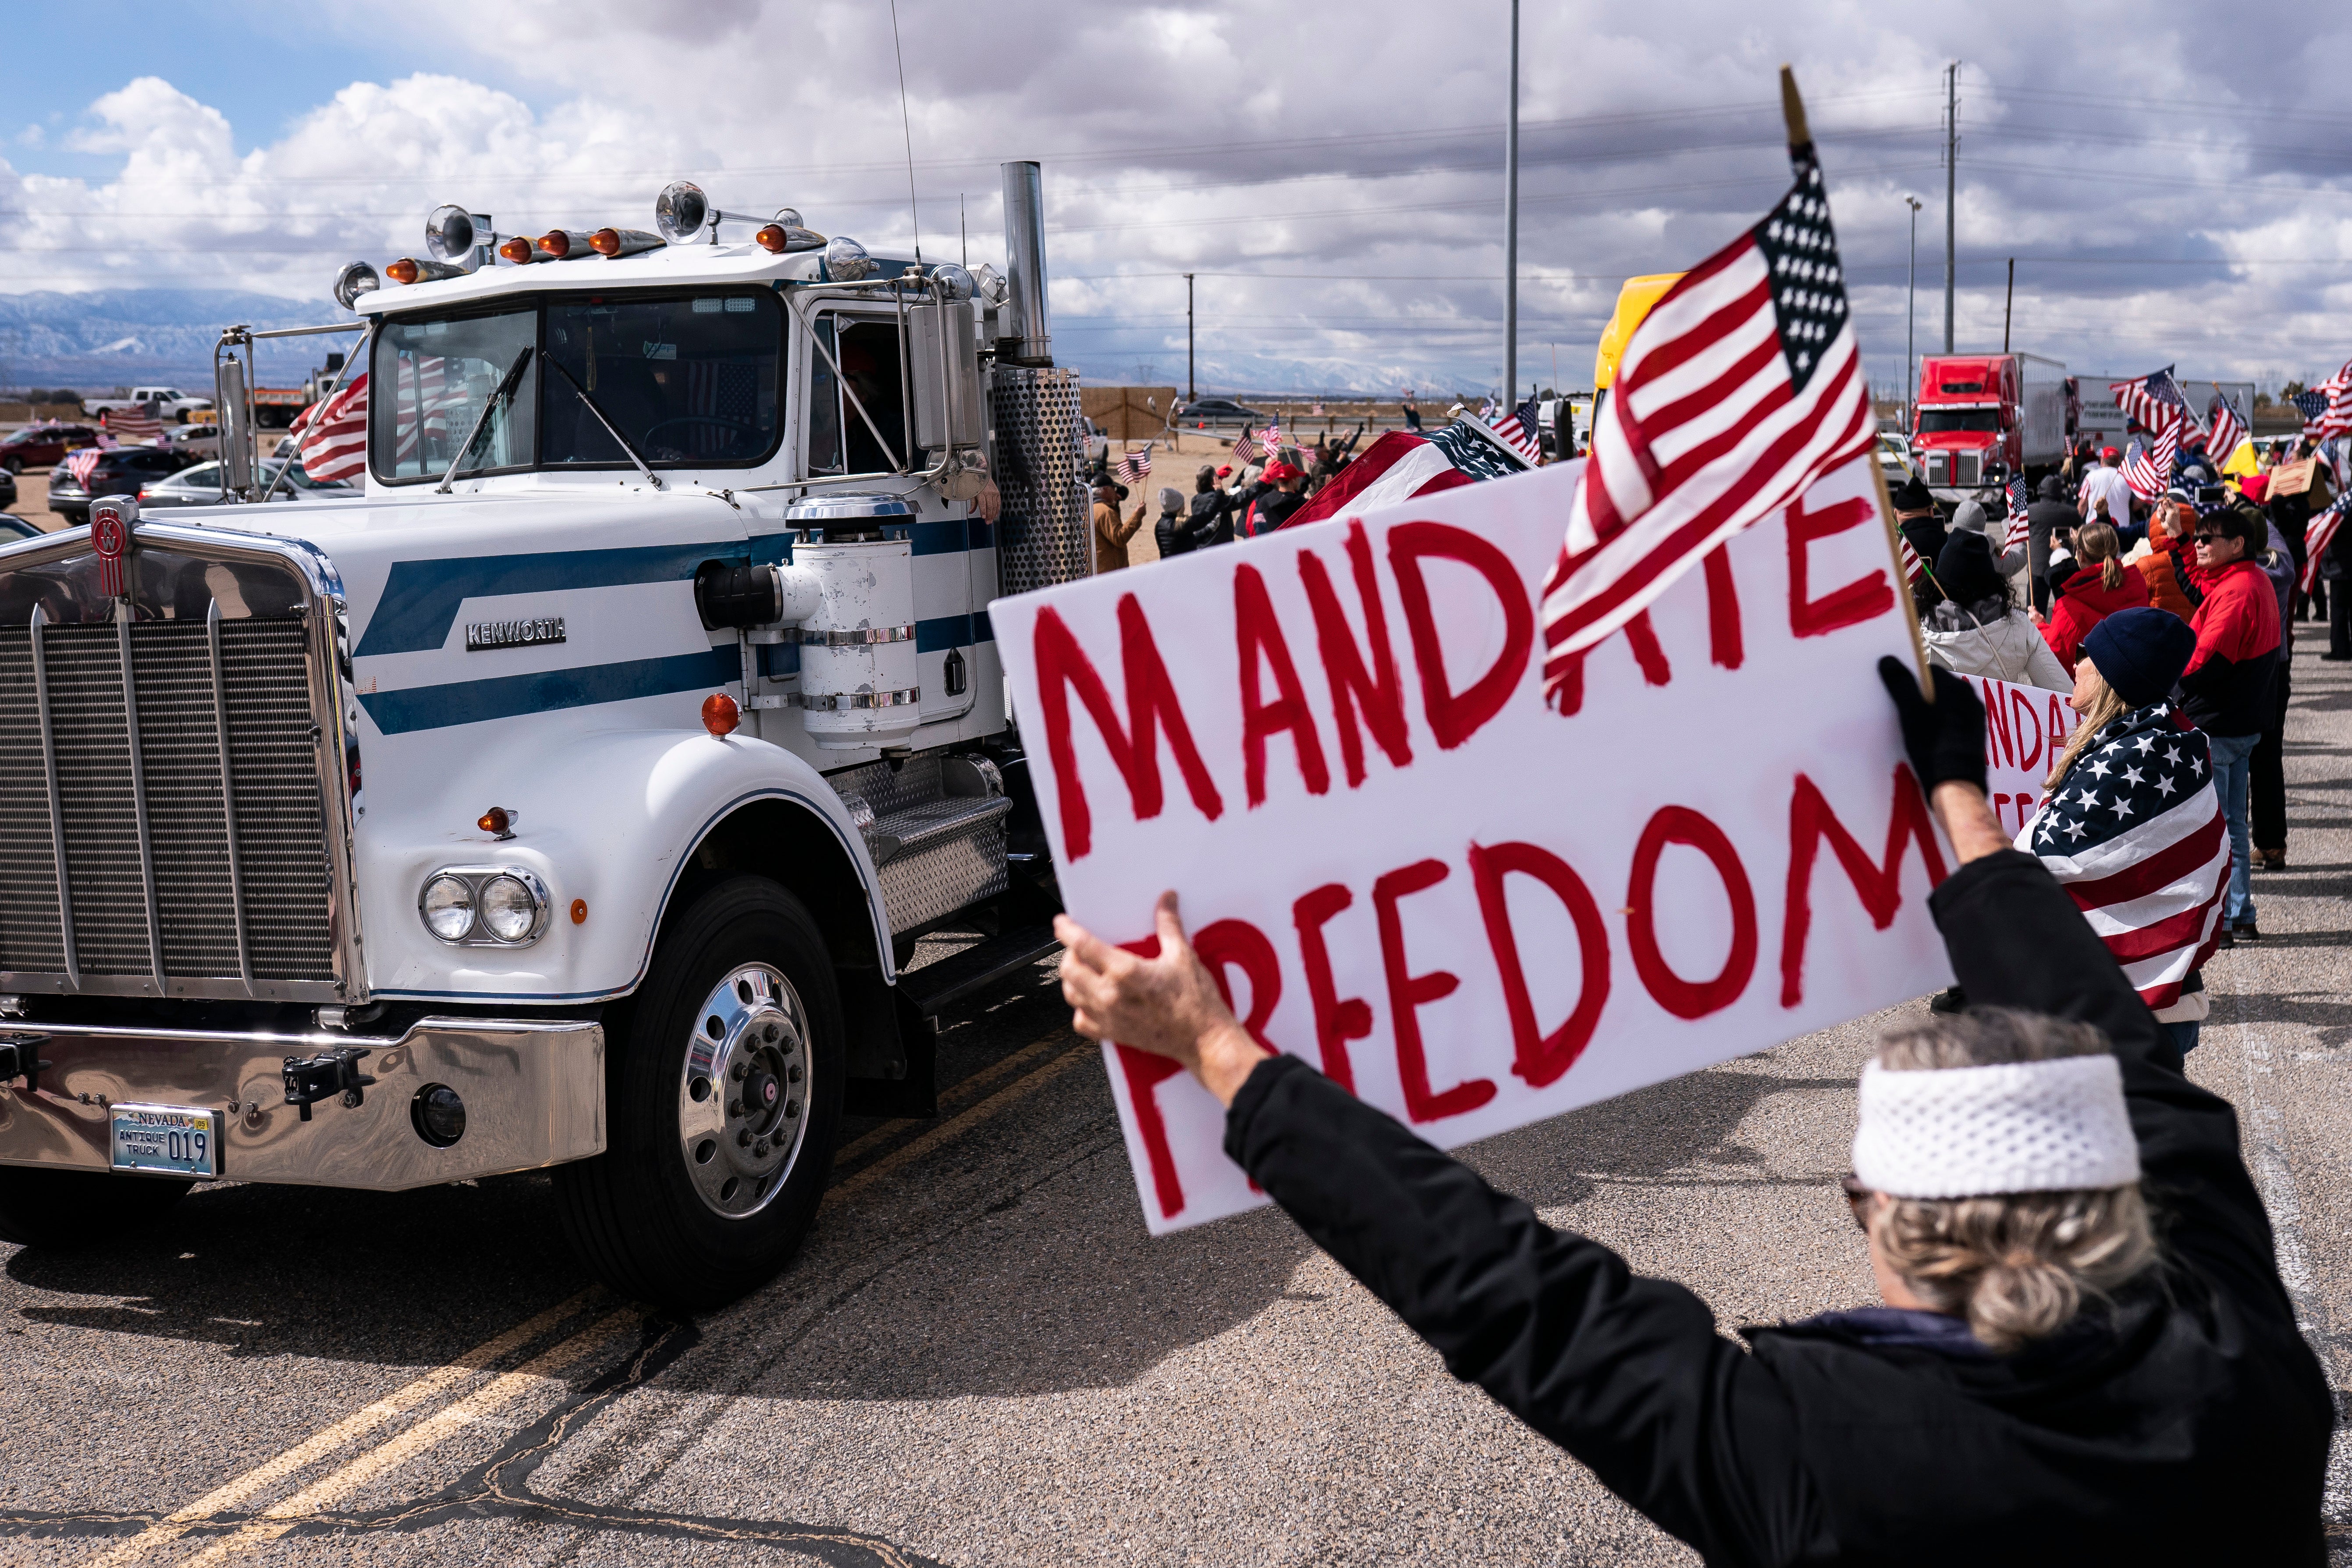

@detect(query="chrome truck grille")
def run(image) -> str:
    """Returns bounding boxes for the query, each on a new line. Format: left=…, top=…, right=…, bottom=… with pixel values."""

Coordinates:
left=0, top=529, right=357, bottom=1001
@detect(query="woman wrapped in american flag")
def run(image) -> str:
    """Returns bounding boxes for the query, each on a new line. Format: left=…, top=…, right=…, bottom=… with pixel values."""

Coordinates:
left=2020, top=606, right=2222, bottom=1055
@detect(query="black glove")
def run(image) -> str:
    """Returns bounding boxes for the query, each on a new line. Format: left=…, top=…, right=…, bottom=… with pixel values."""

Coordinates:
left=1877, top=655, right=1987, bottom=794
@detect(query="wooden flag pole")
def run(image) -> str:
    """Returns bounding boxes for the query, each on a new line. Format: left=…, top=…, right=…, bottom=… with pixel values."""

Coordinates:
left=1782, top=63, right=1934, bottom=702
left=1871, top=457, right=1937, bottom=701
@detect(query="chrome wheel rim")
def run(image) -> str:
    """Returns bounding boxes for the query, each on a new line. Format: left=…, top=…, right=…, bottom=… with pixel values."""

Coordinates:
left=676, top=963, right=812, bottom=1219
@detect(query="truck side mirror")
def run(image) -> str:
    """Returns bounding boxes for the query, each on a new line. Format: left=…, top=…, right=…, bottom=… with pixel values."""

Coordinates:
left=1999, top=407, right=2015, bottom=430
left=908, top=299, right=982, bottom=459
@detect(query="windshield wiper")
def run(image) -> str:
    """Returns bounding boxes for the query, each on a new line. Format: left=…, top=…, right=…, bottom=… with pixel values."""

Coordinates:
left=436, top=345, right=536, bottom=494
left=543, top=357, right=666, bottom=491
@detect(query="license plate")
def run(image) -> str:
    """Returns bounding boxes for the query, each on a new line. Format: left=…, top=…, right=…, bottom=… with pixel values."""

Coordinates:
left=110, top=1103, right=223, bottom=1178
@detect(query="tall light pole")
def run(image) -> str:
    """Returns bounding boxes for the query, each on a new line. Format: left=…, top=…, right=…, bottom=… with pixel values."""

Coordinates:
left=1943, top=60, right=1958, bottom=354
left=1184, top=272, right=1196, bottom=403
left=1503, top=0, right=1520, bottom=409
left=1904, top=193, right=1922, bottom=421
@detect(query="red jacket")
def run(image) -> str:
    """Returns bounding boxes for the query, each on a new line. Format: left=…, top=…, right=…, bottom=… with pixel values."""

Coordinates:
left=2041, top=562, right=2151, bottom=673
left=2180, top=557, right=2281, bottom=737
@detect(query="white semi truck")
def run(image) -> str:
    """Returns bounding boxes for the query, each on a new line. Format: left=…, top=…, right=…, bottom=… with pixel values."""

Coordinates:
left=0, top=164, right=1091, bottom=1308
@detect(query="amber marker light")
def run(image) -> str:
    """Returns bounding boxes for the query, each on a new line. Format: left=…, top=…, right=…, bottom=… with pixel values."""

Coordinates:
left=538, top=231, right=572, bottom=258
left=478, top=807, right=512, bottom=835
left=385, top=257, right=421, bottom=285
left=571, top=899, right=588, bottom=924
left=590, top=228, right=622, bottom=256
left=754, top=224, right=788, bottom=254
left=498, top=235, right=533, bottom=263
left=702, top=692, right=741, bottom=736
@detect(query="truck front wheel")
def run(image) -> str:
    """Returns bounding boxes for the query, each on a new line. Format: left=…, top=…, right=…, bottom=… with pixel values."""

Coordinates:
left=554, top=877, right=844, bottom=1310
left=0, top=1168, right=192, bottom=1249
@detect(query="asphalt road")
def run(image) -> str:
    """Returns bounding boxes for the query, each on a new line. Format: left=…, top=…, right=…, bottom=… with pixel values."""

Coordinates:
left=5, top=628, right=2352, bottom=1567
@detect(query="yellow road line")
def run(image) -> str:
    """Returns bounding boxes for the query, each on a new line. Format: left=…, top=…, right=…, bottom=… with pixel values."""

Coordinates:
left=82, top=1027, right=1091, bottom=1565
left=827, top=1042, right=1098, bottom=1204
left=76, top=1289, right=600, bottom=1568
left=171, top=1308, right=641, bottom=1568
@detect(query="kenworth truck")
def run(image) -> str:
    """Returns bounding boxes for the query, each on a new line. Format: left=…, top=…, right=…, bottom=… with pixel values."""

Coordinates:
left=0, top=164, right=1091, bottom=1308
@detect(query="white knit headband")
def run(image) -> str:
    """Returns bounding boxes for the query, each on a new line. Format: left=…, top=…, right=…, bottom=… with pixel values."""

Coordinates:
left=1852, top=1056, right=2140, bottom=1199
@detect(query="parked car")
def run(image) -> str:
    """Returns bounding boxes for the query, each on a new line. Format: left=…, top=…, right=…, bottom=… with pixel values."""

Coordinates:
left=0, top=466, right=16, bottom=510
left=1176, top=397, right=1267, bottom=427
left=44, top=447, right=195, bottom=524
left=167, top=424, right=223, bottom=461
left=0, top=516, right=40, bottom=541
left=131, top=458, right=360, bottom=514
left=0, top=423, right=102, bottom=473
left=1876, top=430, right=1919, bottom=485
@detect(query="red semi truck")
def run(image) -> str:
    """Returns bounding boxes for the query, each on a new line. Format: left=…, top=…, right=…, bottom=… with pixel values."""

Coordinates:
left=1911, top=352, right=2068, bottom=507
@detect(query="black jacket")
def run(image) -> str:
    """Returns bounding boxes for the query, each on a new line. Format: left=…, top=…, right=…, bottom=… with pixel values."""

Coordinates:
left=1223, top=850, right=2329, bottom=1565
left=1186, top=488, right=1233, bottom=548
left=1154, top=508, right=1201, bottom=560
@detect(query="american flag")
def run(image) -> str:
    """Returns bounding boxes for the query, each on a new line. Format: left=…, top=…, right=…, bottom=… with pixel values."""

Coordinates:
left=1116, top=445, right=1153, bottom=486
left=683, top=361, right=760, bottom=455
left=2311, top=359, right=2352, bottom=443
left=1538, top=128, right=1875, bottom=681
left=2004, top=473, right=2032, bottom=549
left=106, top=404, right=163, bottom=444
left=1488, top=395, right=1543, bottom=462
left=2301, top=493, right=2347, bottom=596
left=293, top=372, right=369, bottom=484
left=1282, top=422, right=1524, bottom=528
left=61, top=448, right=105, bottom=488
left=1897, top=529, right=1927, bottom=589
left=2293, top=389, right=2330, bottom=437
left=2121, top=416, right=2182, bottom=502
left=2025, top=699, right=2226, bottom=1008
left=2206, top=388, right=2248, bottom=463
left=2108, top=367, right=2196, bottom=442
left=1230, top=426, right=1268, bottom=464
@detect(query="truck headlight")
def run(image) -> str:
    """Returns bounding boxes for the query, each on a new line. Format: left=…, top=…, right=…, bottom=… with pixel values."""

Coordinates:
left=421, top=875, right=475, bottom=940
left=419, top=868, right=551, bottom=946
left=479, top=875, right=543, bottom=942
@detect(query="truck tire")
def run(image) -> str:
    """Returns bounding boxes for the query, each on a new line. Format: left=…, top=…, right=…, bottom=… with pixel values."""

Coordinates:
left=0, top=1168, right=192, bottom=1249
left=554, top=876, right=844, bottom=1310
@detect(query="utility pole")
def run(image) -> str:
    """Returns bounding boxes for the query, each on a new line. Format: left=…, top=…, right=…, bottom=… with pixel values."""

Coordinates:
left=1503, top=0, right=1520, bottom=411
left=1943, top=60, right=1958, bottom=354
left=2003, top=257, right=2014, bottom=353
left=1184, top=272, right=1196, bottom=403
left=1904, top=194, right=1922, bottom=421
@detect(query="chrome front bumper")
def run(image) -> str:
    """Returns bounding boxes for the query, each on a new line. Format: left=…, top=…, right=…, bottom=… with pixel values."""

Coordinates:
left=0, top=1017, right=603, bottom=1189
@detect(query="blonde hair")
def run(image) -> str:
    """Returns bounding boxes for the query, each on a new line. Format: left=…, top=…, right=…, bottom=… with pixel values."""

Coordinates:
left=1870, top=1010, right=2157, bottom=1354
left=2045, top=658, right=2132, bottom=789
left=2076, top=520, right=2125, bottom=591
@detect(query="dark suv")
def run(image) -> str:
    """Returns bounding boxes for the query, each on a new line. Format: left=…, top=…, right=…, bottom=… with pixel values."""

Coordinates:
left=45, top=447, right=189, bottom=525
left=0, top=424, right=101, bottom=473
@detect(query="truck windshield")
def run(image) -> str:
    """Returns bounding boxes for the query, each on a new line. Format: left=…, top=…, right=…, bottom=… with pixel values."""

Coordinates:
left=369, top=289, right=784, bottom=483
left=372, top=307, right=539, bottom=481
left=1917, top=409, right=2000, bottom=434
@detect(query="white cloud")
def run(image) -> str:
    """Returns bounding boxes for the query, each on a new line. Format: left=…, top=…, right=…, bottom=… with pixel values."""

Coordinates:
left=4, top=0, right=2350, bottom=392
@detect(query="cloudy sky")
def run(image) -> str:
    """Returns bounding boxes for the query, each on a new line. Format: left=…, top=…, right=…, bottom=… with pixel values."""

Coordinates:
left=7, top=0, right=2351, bottom=397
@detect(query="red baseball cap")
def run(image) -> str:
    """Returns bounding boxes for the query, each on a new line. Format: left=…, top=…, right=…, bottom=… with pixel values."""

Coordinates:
left=2238, top=473, right=2270, bottom=503
left=1261, top=459, right=1303, bottom=482
left=2100, top=446, right=2120, bottom=461
left=1215, top=464, right=1233, bottom=476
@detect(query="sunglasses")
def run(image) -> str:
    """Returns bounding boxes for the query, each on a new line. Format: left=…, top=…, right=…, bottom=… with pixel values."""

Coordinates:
left=2193, top=532, right=2229, bottom=544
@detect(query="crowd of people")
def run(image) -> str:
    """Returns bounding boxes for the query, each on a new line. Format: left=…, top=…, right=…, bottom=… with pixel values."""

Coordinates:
left=1087, top=428, right=1370, bottom=571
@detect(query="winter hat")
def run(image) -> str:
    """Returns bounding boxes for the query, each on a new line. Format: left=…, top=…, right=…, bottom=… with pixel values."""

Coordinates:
left=2038, top=474, right=2064, bottom=501
left=1158, top=485, right=1184, bottom=513
left=2081, top=606, right=2198, bottom=707
left=1890, top=476, right=1934, bottom=512
left=1934, top=530, right=2004, bottom=607
left=2237, top=472, right=2270, bottom=504
left=1949, top=499, right=1990, bottom=536
left=1853, top=1056, right=2140, bottom=1199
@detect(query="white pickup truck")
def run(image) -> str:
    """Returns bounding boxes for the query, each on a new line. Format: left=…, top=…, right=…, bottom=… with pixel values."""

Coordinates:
left=84, top=386, right=213, bottom=420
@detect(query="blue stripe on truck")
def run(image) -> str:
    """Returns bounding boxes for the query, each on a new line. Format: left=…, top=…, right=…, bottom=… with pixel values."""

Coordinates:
left=358, top=647, right=739, bottom=734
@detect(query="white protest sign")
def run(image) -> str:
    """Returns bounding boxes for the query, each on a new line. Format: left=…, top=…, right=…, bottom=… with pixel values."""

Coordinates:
left=995, top=454, right=2041, bottom=1234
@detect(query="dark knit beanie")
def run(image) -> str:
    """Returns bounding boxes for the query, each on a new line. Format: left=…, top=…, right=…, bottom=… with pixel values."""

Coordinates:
left=2081, top=606, right=2197, bottom=707
left=1933, top=530, right=2004, bottom=608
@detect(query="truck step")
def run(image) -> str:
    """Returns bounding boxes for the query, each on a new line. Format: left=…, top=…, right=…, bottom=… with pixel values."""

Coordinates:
left=866, top=792, right=1013, bottom=868
left=895, top=923, right=1062, bottom=1017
